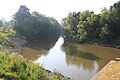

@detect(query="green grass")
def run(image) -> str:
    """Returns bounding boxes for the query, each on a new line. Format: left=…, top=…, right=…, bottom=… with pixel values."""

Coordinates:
left=0, top=53, right=47, bottom=80
left=0, top=28, right=69, bottom=80
left=0, top=53, right=69, bottom=80
left=0, top=29, right=16, bottom=49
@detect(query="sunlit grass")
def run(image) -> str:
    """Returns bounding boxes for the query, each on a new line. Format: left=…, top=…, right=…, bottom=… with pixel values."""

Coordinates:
left=96, top=61, right=120, bottom=80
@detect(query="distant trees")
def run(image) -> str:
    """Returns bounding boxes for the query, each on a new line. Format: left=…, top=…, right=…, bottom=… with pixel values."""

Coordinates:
left=0, top=20, right=3, bottom=27
left=13, top=5, right=62, bottom=41
left=62, top=1, right=120, bottom=44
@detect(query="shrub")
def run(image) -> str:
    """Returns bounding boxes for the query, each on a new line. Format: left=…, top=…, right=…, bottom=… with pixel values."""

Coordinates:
left=0, top=53, right=48, bottom=80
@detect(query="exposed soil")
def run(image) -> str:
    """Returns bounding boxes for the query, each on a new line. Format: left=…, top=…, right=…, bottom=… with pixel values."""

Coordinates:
left=91, top=60, right=120, bottom=80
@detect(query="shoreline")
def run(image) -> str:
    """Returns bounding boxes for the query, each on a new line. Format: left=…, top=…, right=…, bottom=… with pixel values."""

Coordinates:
left=13, top=37, right=71, bottom=80
left=42, top=68, right=71, bottom=80
left=83, top=42, right=120, bottom=49
left=16, top=37, right=119, bottom=80
left=64, top=41, right=120, bottom=49
left=64, top=38, right=120, bottom=49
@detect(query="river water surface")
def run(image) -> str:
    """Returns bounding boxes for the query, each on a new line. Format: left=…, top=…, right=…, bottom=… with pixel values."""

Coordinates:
left=22, top=37, right=120, bottom=80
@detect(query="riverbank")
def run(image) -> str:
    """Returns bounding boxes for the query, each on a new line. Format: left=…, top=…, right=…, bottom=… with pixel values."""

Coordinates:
left=0, top=30, right=70, bottom=80
left=64, top=39, right=120, bottom=49
left=0, top=53, right=70, bottom=80
left=12, top=38, right=71, bottom=80
left=91, top=59, right=120, bottom=80
left=81, top=42, right=120, bottom=49
left=42, top=68, right=71, bottom=80
left=9, top=35, right=120, bottom=80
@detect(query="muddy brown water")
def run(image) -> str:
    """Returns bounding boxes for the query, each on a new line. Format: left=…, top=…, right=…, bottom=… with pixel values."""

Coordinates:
left=22, top=37, right=120, bottom=80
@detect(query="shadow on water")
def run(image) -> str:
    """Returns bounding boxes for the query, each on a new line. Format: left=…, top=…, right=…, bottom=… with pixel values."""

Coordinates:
left=35, top=37, right=99, bottom=80
left=22, top=37, right=120, bottom=80
left=25, top=37, right=59, bottom=50
left=22, top=36, right=59, bottom=60
left=62, top=43, right=101, bottom=60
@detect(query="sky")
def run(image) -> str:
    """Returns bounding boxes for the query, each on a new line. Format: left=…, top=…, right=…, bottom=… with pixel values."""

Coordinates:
left=0, top=0, right=119, bottom=22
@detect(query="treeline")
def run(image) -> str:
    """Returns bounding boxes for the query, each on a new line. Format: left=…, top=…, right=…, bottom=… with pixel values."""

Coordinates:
left=62, top=1, right=120, bottom=44
left=13, top=6, right=62, bottom=42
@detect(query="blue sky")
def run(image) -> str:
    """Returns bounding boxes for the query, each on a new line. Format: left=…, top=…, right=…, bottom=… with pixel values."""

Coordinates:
left=0, top=0, right=119, bottom=21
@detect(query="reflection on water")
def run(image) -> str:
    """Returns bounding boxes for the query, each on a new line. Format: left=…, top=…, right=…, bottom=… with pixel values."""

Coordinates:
left=25, top=39, right=57, bottom=50
left=22, top=38, right=58, bottom=60
left=23, top=37, right=120, bottom=80
left=74, top=44, right=120, bottom=69
left=63, top=44, right=101, bottom=60
left=22, top=47, right=48, bottom=60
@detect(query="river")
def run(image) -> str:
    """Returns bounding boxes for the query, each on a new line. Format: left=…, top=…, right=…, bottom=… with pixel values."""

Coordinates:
left=22, top=37, right=120, bottom=80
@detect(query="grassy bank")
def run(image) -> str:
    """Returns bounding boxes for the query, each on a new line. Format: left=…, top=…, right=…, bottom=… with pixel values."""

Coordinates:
left=0, top=29, right=70, bottom=80
left=0, top=52, right=69, bottom=80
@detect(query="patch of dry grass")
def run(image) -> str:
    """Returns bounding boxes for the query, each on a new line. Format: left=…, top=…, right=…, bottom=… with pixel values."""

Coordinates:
left=92, top=61, right=120, bottom=80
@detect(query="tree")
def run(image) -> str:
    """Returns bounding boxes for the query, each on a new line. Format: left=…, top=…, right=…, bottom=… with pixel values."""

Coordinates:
left=13, top=5, right=31, bottom=36
left=0, top=20, right=3, bottom=27
left=99, top=24, right=111, bottom=40
left=62, top=1, right=120, bottom=44
left=14, top=5, right=30, bottom=23
left=13, top=6, right=62, bottom=42
left=10, top=19, right=15, bottom=27
left=109, top=2, right=120, bottom=38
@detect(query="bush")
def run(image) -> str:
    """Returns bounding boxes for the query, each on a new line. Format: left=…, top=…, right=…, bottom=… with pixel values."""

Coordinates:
left=0, top=53, right=48, bottom=80
left=0, top=53, right=69, bottom=80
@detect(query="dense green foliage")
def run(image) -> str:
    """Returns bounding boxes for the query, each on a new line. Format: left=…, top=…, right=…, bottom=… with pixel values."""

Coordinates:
left=13, top=6, right=62, bottom=41
left=63, top=44, right=101, bottom=60
left=0, top=20, right=3, bottom=27
left=62, top=1, right=120, bottom=44
left=0, top=28, right=16, bottom=49
left=0, top=53, right=69, bottom=80
left=0, top=28, right=69, bottom=80
left=0, top=53, right=44, bottom=80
